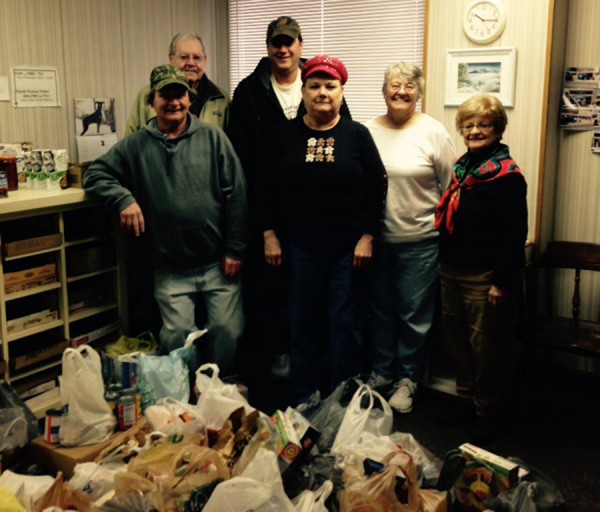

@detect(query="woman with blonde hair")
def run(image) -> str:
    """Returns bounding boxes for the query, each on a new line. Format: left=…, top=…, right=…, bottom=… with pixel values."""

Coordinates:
left=435, top=93, right=527, bottom=443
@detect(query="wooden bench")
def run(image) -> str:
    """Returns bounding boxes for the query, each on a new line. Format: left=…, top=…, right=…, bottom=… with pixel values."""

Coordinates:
left=533, top=241, right=600, bottom=359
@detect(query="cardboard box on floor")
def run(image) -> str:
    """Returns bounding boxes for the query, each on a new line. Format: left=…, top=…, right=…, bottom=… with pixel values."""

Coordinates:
left=28, top=421, right=146, bottom=479
left=29, top=437, right=111, bottom=480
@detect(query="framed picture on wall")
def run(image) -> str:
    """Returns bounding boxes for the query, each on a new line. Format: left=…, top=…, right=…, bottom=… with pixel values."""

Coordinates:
left=445, top=47, right=517, bottom=107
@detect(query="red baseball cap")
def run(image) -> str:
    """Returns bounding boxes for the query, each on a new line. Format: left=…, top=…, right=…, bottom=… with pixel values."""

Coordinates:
left=301, top=55, right=348, bottom=85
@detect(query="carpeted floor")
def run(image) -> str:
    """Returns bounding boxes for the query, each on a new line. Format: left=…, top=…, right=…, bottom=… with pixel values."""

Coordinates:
left=249, top=358, right=600, bottom=512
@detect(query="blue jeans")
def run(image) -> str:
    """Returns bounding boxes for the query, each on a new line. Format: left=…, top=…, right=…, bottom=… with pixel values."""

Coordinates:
left=288, top=232, right=365, bottom=402
left=369, top=238, right=439, bottom=382
left=154, top=262, right=244, bottom=376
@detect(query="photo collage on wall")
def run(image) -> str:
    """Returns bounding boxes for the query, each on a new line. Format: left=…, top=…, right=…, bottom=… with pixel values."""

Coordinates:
left=560, top=67, right=600, bottom=154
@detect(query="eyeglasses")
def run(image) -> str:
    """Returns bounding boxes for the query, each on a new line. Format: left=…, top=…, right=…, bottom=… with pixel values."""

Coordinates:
left=461, top=122, right=494, bottom=133
left=388, top=81, right=417, bottom=93
left=174, top=54, right=204, bottom=64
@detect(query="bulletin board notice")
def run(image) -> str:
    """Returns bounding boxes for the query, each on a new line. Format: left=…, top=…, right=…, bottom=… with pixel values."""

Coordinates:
left=11, top=66, right=60, bottom=107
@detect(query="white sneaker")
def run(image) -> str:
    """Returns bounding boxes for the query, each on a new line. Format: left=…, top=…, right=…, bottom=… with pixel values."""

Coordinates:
left=271, top=353, right=290, bottom=379
left=366, top=372, right=393, bottom=391
left=388, top=378, right=417, bottom=413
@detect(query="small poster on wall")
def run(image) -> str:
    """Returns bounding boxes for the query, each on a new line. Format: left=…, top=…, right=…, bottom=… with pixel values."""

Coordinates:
left=74, top=97, right=116, bottom=136
left=560, top=67, right=600, bottom=131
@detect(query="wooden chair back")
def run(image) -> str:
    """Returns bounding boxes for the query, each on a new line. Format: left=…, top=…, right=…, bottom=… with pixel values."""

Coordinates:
left=535, top=241, right=600, bottom=356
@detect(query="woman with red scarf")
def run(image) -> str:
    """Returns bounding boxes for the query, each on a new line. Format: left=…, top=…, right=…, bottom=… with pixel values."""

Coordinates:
left=435, top=94, right=527, bottom=444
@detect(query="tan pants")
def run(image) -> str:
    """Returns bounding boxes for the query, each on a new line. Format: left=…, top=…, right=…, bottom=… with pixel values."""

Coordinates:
left=440, top=264, right=522, bottom=416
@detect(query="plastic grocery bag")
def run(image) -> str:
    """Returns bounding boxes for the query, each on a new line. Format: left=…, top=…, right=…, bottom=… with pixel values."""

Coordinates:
left=59, top=345, right=116, bottom=446
left=298, top=377, right=362, bottom=452
left=339, top=450, right=421, bottom=512
left=0, top=382, right=40, bottom=442
left=0, top=470, right=54, bottom=512
left=331, top=384, right=393, bottom=454
left=195, top=363, right=254, bottom=430
left=144, top=397, right=205, bottom=437
left=137, top=330, right=205, bottom=410
left=292, top=480, right=333, bottom=512
left=70, top=461, right=127, bottom=501
left=0, top=407, right=28, bottom=452
left=202, top=448, right=295, bottom=512
left=105, top=331, right=158, bottom=387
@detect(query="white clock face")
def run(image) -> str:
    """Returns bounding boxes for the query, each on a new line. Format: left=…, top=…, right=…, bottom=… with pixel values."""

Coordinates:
left=464, top=0, right=507, bottom=44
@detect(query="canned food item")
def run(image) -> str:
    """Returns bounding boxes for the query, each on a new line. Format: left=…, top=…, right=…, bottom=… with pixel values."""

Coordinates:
left=117, top=394, right=136, bottom=430
left=44, top=409, right=62, bottom=444
left=121, top=386, right=141, bottom=420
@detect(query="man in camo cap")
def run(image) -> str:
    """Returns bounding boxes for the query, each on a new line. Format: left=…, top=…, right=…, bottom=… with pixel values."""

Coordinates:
left=85, top=64, right=247, bottom=378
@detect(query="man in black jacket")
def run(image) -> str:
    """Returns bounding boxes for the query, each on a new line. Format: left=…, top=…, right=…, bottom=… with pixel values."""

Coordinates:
left=228, top=16, right=350, bottom=403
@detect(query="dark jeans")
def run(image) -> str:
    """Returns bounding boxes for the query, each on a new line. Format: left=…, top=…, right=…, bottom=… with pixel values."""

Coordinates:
left=288, top=232, right=365, bottom=402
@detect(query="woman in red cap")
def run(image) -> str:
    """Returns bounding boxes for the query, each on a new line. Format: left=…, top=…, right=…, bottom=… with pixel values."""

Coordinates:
left=257, top=55, right=388, bottom=403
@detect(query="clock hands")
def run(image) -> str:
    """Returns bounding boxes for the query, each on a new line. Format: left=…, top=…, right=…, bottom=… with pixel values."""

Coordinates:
left=473, top=12, right=498, bottom=22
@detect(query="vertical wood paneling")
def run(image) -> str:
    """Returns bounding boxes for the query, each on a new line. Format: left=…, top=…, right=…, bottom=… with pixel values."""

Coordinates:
left=0, top=0, right=220, bottom=161
left=0, top=0, right=69, bottom=149
left=60, top=0, right=126, bottom=146
left=120, top=0, right=173, bottom=122
left=553, top=0, right=600, bottom=319
left=425, top=0, right=552, bottom=250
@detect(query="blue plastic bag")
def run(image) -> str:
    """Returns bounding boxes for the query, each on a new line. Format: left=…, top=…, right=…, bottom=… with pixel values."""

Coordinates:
left=137, top=330, right=207, bottom=410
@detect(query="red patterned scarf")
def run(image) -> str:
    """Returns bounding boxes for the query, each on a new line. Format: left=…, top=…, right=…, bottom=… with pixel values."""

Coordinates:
left=435, top=143, right=521, bottom=234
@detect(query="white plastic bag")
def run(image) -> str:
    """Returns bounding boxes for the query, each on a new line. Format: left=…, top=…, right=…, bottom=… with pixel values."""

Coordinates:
left=195, top=363, right=254, bottom=430
left=0, top=470, right=54, bottom=512
left=331, top=384, right=393, bottom=454
left=333, top=430, right=400, bottom=467
left=202, top=448, right=295, bottom=512
left=144, top=397, right=205, bottom=437
left=59, top=345, right=116, bottom=446
left=69, top=461, right=126, bottom=501
left=292, top=480, right=333, bottom=512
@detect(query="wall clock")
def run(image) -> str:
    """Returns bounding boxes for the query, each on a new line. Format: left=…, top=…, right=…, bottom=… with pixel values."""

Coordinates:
left=463, top=0, right=507, bottom=44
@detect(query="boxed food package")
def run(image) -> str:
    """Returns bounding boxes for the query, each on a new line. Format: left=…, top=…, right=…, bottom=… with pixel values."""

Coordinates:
left=67, top=163, right=90, bottom=188
left=7, top=309, right=59, bottom=335
left=4, top=263, right=57, bottom=294
left=271, top=410, right=303, bottom=468
left=11, top=339, right=69, bottom=371
left=2, top=233, right=62, bottom=258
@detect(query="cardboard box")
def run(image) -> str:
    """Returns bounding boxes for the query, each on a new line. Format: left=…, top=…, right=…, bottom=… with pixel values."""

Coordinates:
left=285, top=406, right=320, bottom=465
left=4, top=263, right=57, bottom=294
left=459, top=443, right=520, bottom=489
left=271, top=410, right=302, bottom=467
left=7, top=309, right=59, bottom=335
left=11, top=339, right=68, bottom=371
left=3, top=233, right=62, bottom=258
left=67, top=163, right=89, bottom=189
left=67, top=244, right=115, bottom=276
left=29, top=436, right=111, bottom=480
left=71, top=321, right=121, bottom=346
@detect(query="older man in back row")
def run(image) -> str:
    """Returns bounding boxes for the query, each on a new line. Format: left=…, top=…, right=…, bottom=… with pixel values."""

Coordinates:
left=126, top=33, right=229, bottom=134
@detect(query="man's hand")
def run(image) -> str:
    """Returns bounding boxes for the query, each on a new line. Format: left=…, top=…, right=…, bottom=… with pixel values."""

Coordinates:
left=488, top=284, right=507, bottom=306
left=223, top=256, right=242, bottom=278
left=354, top=234, right=373, bottom=269
left=264, top=230, right=282, bottom=267
left=120, top=202, right=145, bottom=237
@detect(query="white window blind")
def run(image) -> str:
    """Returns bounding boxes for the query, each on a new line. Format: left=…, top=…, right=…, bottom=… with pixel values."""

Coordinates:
left=229, top=0, right=425, bottom=122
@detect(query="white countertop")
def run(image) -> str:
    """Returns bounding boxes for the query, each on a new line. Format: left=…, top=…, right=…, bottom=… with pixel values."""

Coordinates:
left=0, top=188, right=92, bottom=219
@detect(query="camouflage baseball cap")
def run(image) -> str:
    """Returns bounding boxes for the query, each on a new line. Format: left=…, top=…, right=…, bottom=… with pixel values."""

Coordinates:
left=266, top=16, right=301, bottom=44
left=150, top=65, right=191, bottom=92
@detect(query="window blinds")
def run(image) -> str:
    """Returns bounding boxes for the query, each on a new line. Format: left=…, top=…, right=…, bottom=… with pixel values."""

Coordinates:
left=229, top=0, right=425, bottom=122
